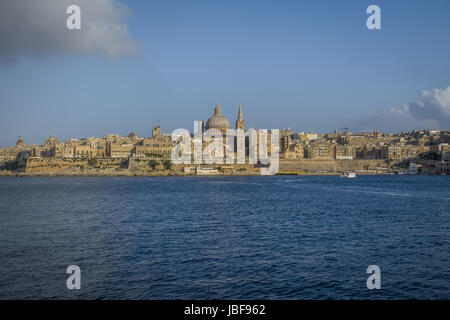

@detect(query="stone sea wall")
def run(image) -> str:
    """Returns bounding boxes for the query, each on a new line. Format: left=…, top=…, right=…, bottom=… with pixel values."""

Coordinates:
left=0, top=157, right=446, bottom=176
left=279, top=159, right=390, bottom=173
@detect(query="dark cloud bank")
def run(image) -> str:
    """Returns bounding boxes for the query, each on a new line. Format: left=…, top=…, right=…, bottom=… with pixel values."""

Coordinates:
left=0, top=0, right=138, bottom=63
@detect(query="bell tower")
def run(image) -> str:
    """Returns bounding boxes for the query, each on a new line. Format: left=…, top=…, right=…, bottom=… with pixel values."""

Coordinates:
left=152, top=122, right=161, bottom=137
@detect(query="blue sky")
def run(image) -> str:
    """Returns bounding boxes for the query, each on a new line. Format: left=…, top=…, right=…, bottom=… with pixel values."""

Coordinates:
left=1, top=0, right=450, bottom=147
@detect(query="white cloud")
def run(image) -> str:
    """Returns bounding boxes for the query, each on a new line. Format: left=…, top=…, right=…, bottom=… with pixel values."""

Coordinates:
left=351, top=86, right=450, bottom=132
left=0, top=0, right=139, bottom=62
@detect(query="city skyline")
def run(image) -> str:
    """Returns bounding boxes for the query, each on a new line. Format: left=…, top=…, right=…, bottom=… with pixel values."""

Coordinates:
left=1, top=100, right=449, bottom=149
left=1, top=0, right=450, bottom=147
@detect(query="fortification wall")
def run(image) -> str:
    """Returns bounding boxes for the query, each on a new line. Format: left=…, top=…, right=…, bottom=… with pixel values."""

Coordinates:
left=279, top=159, right=389, bottom=173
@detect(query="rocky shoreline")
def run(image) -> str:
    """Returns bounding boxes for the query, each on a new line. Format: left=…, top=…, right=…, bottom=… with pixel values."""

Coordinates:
left=1, top=158, right=447, bottom=177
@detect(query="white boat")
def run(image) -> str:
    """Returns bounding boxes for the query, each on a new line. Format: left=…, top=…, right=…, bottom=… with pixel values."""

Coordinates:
left=340, top=171, right=356, bottom=178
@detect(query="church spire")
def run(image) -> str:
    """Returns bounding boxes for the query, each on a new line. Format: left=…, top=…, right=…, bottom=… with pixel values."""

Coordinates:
left=237, top=104, right=243, bottom=121
left=235, top=104, right=245, bottom=130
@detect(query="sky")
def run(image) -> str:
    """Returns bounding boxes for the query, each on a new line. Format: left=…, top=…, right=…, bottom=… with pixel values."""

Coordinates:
left=1, top=0, right=450, bottom=147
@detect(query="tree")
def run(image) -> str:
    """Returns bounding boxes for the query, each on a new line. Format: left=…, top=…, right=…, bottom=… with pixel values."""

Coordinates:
left=145, top=152, right=163, bottom=158
left=88, top=158, right=98, bottom=167
left=163, top=160, right=172, bottom=171
left=149, top=160, right=160, bottom=170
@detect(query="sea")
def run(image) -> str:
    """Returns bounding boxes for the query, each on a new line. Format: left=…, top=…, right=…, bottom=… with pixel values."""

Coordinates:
left=0, top=175, right=449, bottom=299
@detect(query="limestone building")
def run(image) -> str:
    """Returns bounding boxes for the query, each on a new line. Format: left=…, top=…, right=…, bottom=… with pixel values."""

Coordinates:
left=205, top=105, right=231, bottom=134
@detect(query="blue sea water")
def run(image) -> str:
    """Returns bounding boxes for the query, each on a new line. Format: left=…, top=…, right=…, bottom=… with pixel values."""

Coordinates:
left=0, top=175, right=449, bottom=300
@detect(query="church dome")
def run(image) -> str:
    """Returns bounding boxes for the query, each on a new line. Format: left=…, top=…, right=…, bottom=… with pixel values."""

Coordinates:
left=205, top=105, right=230, bottom=131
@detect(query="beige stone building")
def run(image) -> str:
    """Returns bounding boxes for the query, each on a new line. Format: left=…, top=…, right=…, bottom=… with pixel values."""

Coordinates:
left=54, top=144, right=75, bottom=158
left=335, top=145, right=353, bottom=160
left=108, top=143, right=135, bottom=158
left=284, top=143, right=304, bottom=159
left=304, top=142, right=334, bottom=159
left=135, top=125, right=173, bottom=158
